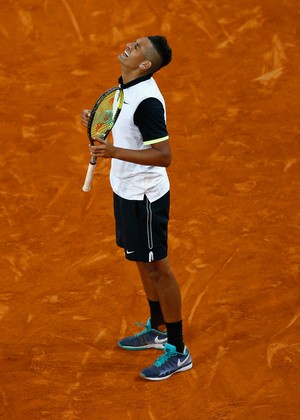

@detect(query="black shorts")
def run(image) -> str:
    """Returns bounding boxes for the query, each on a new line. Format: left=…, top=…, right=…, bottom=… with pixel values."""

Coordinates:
left=113, top=191, right=170, bottom=262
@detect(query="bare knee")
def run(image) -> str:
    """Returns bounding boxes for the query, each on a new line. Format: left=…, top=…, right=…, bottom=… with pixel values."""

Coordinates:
left=138, top=259, right=173, bottom=283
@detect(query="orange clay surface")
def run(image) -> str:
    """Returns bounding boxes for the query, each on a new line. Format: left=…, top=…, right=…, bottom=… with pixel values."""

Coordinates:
left=1, top=1, right=300, bottom=419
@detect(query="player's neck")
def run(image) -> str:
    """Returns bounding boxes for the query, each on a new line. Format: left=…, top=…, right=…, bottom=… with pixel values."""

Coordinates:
left=121, top=68, right=147, bottom=85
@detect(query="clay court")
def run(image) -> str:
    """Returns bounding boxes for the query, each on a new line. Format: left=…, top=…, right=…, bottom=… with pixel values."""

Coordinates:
left=1, top=0, right=300, bottom=418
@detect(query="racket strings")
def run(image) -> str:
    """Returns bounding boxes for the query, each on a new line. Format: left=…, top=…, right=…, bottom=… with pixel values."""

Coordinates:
left=90, top=91, right=123, bottom=139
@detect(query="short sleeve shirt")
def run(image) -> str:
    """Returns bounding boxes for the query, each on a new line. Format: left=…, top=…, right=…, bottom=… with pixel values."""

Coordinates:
left=110, top=75, right=170, bottom=202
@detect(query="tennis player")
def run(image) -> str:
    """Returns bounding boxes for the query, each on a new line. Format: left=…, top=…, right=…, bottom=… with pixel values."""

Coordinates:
left=81, top=36, right=192, bottom=381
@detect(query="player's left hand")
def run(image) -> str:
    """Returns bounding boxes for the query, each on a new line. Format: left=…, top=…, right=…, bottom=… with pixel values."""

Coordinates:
left=81, top=109, right=91, bottom=127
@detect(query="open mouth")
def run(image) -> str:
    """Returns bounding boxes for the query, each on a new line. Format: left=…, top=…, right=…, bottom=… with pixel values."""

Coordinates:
left=123, top=49, right=129, bottom=58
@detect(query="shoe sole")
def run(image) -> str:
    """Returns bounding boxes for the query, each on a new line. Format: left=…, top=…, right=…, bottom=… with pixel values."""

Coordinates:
left=139, top=362, right=193, bottom=381
left=118, top=342, right=166, bottom=350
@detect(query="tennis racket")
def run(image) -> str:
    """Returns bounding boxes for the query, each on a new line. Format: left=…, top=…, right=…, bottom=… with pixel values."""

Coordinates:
left=82, top=86, right=124, bottom=192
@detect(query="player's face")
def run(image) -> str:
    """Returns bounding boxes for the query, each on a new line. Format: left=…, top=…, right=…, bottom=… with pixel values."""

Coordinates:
left=118, top=37, right=152, bottom=70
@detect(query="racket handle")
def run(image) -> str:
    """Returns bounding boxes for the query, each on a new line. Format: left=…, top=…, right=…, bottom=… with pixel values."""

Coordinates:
left=82, top=161, right=97, bottom=192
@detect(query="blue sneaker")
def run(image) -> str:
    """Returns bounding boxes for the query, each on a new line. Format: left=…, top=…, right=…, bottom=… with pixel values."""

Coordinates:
left=139, top=343, right=192, bottom=381
left=118, top=319, right=168, bottom=350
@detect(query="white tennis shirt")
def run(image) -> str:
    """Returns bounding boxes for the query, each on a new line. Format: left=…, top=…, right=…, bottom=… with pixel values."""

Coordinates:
left=110, top=75, right=170, bottom=203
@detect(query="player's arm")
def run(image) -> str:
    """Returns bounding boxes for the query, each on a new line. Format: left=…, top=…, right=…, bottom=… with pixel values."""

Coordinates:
left=90, top=98, right=172, bottom=167
left=91, top=138, right=171, bottom=167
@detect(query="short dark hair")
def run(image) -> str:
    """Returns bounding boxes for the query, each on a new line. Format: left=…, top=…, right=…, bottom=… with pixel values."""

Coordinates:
left=148, top=35, right=172, bottom=69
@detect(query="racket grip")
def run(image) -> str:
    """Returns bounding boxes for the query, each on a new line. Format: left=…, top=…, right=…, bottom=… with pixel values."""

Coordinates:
left=82, top=161, right=97, bottom=192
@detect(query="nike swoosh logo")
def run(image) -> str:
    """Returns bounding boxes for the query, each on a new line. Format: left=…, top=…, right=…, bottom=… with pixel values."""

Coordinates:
left=154, top=336, right=167, bottom=344
left=177, top=355, right=190, bottom=368
left=126, top=250, right=135, bottom=254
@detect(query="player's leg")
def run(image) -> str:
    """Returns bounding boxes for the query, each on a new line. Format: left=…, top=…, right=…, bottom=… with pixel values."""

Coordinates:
left=136, top=257, right=182, bottom=323
left=118, top=259, right=168, bottom=350
left=115, top=193, right=168, bottom=350
left=136, top=262, right=165, bottom=330
left=137, top=258, right=184, bottom=352
left=138, top=258, right=193, bottom=381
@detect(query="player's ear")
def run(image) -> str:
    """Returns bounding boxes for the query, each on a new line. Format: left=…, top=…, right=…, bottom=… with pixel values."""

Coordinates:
left=139, top=60, right=152, bottom=70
